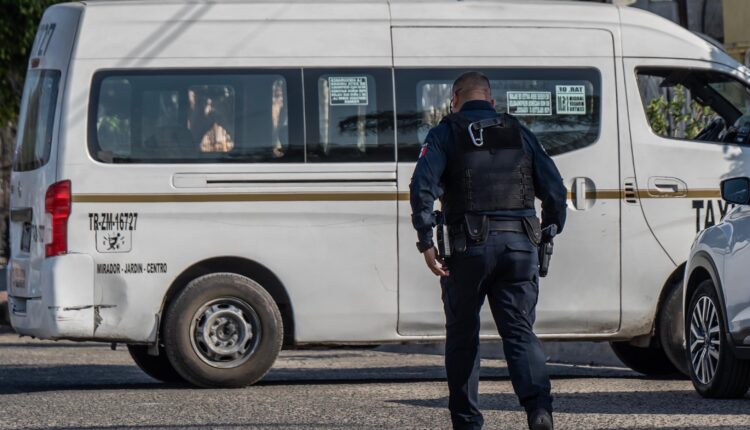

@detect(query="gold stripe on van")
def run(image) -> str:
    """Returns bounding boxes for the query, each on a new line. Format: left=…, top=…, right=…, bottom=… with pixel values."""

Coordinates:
left=73, top=188, right=721, bottom=204
left=681, top=189, right=722, bottom=198
left=73, top=192, right=402, bottom=203
left=563, top=189, right=722, bottom=200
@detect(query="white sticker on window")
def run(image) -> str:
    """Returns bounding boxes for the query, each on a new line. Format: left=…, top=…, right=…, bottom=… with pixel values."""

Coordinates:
left=506, top=91, right=552, bottom=116
left=329, top=76, right=369, bottom=106
left=555, top=85, right=586, bottom=115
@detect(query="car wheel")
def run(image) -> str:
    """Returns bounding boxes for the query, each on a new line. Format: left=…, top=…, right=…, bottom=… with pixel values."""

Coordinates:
left=610, top=341, right=680, bottom=376
left=658, top=279, right=690, bottom=377
left=686, top=279, right=750, bottom=398
left=127, top=344, right=184, bottom=383
left=163, top=273, right=283, bottom=388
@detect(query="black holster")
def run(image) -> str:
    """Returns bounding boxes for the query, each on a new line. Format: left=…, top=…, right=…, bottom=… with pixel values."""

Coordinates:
left=538, top=225, right=558, bottom=277
left=435, top=211, right=450, bottom=259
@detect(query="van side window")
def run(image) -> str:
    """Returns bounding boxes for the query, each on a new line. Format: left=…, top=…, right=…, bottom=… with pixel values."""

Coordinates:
left=13, top=70, right=61, bottom=171
left=91, top=71, right=303, bottom=163
left=637, top=68, right=750, bottom=144
left=304, top=69, right=394, bottom=162
left=395, top=68, right=602, bottom=161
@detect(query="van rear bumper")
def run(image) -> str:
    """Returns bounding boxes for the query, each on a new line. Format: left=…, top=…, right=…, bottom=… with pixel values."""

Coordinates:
left=9, top=254, right=95, bottom=339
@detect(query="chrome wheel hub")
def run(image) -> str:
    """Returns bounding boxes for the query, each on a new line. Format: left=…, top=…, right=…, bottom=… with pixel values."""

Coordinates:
left=190, top=298, right=261, bottom=368
left=689, top=296, right=721, bottom=385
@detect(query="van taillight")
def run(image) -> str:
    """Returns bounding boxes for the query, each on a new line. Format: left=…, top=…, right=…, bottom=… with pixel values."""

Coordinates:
left=45, top=180, right=71, bottom=257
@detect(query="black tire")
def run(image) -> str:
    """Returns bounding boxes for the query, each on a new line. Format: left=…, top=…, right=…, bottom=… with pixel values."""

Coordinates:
left=658, top=279, right=690, bottom=377
left=610, top=341, right=681, bottom=376
left=163, top=273, right=283, bottom=388
left=685, top=279, right=750, bottom=398
left=127, top=344, right=185, bottom=383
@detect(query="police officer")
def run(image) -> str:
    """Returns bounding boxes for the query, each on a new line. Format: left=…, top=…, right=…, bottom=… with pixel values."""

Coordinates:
left=410, top=72, right=567, bottom=430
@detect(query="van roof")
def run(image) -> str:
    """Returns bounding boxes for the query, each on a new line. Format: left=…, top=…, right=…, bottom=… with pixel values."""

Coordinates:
left=61, top=0, right=737, bottom=66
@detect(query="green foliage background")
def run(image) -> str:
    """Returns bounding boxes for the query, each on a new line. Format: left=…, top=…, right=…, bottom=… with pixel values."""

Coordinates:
left=645, top=85, right=715, bottom=140
left=0, top=0, right=63, bottom=262
left=0, top=0, right=63, bottom=125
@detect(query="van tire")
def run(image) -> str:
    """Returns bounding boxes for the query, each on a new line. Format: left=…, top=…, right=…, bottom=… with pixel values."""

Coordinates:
left=686, top=280, right=750, bottom=398
left=658, top=280, right=690, bottom=377
left=610, top=341, right=681, bottom=376
left=127, top=344, right=185, bottom=383
left=163, top=273, right=283, bottom=388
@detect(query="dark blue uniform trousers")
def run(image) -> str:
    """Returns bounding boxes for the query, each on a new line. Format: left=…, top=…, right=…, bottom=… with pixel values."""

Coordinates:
left=441, top=231, right=552, bottom=430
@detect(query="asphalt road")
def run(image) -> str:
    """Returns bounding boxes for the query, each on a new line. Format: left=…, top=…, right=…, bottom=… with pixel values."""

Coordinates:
left=1, top=327, right=749, bottom=430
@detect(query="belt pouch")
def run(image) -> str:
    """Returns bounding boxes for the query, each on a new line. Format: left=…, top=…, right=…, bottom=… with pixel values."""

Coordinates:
left=522, top=216, right=542, bottom=245
left=450, top=227, right=467, bottom=254
left=464, top=214, right=489, bottom=244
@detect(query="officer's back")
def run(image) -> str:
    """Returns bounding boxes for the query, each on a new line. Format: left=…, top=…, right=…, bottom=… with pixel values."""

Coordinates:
left=409, top=71, right=566, bottom=430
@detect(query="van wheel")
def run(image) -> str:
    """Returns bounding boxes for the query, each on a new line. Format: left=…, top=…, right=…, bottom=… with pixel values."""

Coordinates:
left=163, top=273, right=283, bottom=388
left=127, top=344, right=184, bottom=383
left=686, top=280, right=750, bottom=398
left=658, top=279, right=690, bottom=377
left=610, top=341, right=680, bottom=376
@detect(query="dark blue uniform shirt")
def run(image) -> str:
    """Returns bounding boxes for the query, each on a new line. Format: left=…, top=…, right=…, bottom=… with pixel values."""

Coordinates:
left=410, top=100, right=568, bottom=248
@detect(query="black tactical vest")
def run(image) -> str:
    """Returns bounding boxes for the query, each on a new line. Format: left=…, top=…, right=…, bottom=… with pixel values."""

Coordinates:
left=441, top=112, right=535, bottom=224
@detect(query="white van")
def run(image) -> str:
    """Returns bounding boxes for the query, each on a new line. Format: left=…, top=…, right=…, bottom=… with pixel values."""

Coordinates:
left=9, top=0, right=750, bottom=387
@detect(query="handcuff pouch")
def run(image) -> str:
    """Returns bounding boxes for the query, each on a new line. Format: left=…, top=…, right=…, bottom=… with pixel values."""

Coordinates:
left=464, top=214, right=489, bottom=244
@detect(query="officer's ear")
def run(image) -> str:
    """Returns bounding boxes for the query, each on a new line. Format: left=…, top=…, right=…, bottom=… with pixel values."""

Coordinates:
left=450, top=91, right=460, bottom=113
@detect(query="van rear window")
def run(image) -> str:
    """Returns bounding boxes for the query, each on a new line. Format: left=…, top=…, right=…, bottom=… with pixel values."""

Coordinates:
left=13, top=70, right=61, bottom=171
left=90, top=70, right=303, bottom=163
left=395, top=68, right=602, bottom=161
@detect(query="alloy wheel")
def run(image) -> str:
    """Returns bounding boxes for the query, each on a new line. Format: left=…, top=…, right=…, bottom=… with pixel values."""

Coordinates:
left=689, top=296, right=721, bottom=385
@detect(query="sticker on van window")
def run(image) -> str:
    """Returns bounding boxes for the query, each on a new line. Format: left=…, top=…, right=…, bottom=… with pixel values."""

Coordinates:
left=555, top=85, right=586, bottom=115
left=506, top=91, right=552, bottom=116
left=329, top=77, right=369, bottom=106
left=33, top=23, right=56, bottom=57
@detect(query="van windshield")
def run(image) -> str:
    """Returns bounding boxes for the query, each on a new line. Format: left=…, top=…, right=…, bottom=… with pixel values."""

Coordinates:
left=13, top=70, right=61, bottom=172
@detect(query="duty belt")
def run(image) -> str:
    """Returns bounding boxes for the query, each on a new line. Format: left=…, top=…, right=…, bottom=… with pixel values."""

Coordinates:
left=489, top=218, right=525, bottom=233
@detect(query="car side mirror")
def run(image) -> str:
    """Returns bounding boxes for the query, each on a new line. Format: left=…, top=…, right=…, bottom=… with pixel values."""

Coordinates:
left=721, top=177, right=750, bottom=205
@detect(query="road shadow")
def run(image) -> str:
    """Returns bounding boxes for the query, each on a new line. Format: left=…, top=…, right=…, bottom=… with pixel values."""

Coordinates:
left=1, top=361, right=644, bottom=395
left=391, top=390, right=750, bottom=415
left=0, top=364, right=168, bottom=394
left=0, top=425, right=352, bottom=430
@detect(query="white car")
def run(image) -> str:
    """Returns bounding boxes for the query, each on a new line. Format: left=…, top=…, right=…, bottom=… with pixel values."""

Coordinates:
left=684, top=177, right=750, bottom=398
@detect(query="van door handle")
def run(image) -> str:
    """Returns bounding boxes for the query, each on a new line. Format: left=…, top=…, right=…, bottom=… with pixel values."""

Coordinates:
left=648, top=177, right=687, bottom=197
left=571, top=177, right=594, bottom=210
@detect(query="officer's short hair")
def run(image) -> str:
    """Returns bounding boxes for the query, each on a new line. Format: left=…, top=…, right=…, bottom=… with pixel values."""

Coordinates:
left=452, top=72, right=491, bottom=96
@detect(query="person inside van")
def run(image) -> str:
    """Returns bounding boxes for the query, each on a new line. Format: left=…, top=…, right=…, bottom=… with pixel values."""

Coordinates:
left=188, top=86, right=235, bottom=153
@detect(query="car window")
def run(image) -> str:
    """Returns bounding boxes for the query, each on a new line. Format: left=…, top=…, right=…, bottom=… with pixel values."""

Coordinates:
left=91, top=70, right=303, bottom=163
left=637, top=68, right=750, bottom=144
left=395, top=68, right=602, bottom=161
left=13, top=70, right=61, bottom=171
left=304, top=69, right=394, bottom=162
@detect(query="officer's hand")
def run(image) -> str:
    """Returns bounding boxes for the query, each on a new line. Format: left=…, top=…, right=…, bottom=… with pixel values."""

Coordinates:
left=423, top=247, right=449, bottom=277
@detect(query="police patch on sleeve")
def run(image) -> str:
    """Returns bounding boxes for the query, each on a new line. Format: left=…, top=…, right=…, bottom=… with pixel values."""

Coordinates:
left=419, top=144, right=428, bottom=158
